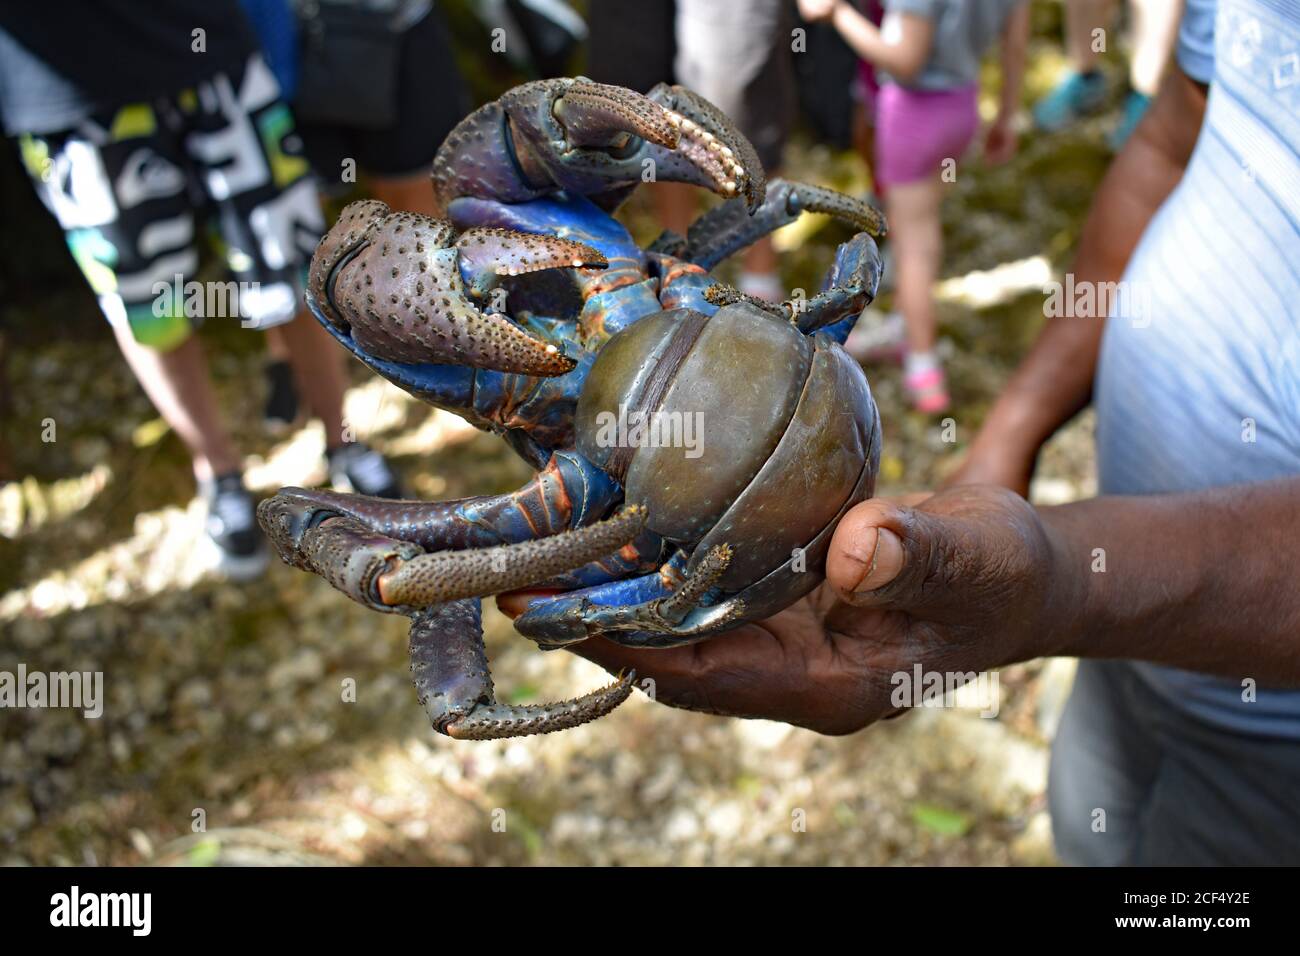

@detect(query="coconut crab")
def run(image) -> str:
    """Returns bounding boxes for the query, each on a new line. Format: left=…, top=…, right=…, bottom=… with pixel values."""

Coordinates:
left=257, top=79, right=887, bottom=739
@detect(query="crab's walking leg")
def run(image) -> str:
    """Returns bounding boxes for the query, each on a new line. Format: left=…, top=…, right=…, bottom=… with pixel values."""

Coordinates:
left=410, top=600, right=635, bottom=739
left=376, top=506, right=646, bottom=607
left=258, top=495, right=646, bottom=613
left=258, top=496, right=649, bottom=738
left=704, top=231, right=885, bottom=338
left=268, top=452, right=620, bottom=551
left=309, top=200, right=606, bottom=375
left=659, top=179, right=886, bottom=271
left=513, top=546, right=748, bottom=649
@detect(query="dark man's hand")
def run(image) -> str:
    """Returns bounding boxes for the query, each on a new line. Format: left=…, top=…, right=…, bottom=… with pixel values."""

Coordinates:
left=500, top=485, right=1076, bottom=735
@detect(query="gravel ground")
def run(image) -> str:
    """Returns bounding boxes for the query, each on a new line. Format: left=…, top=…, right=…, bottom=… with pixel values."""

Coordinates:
left=1, top=33, right=1120, bottom=865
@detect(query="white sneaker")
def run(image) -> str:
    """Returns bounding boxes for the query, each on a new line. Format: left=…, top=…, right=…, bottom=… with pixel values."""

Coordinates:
left=844, top=310, right=906, bottom=364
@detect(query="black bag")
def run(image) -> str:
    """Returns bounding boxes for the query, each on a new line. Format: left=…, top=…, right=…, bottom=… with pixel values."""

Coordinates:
left=295, top=0, right=405, bottom=129
left=792, top=19, right=859, bottom=151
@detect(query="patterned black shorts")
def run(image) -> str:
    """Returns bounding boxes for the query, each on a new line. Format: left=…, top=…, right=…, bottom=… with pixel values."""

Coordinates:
left=20, top=54, right=324, bottom=349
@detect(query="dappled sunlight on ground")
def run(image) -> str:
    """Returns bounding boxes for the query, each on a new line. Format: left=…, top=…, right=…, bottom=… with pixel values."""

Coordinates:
left=1, top=16, right=1126, bottom=864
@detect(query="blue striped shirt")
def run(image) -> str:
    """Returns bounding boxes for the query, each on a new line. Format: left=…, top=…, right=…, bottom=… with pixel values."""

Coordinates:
left=1095, top=0, right=1300, bottom=737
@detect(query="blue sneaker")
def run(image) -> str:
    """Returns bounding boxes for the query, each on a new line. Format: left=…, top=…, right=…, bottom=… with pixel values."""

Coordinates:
left=1108, top=90, right=1152, bottom=149
left=1033, top=70, right=1108, bottom=132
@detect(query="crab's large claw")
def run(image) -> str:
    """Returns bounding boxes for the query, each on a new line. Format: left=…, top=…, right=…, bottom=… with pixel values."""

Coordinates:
left=307, top=200, right=607, bottom=376
left=498, top=79, right=765, bottom=214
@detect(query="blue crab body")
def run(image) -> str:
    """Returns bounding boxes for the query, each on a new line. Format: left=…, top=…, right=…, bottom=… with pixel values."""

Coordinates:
left=259, top=80, right=887, bottom=739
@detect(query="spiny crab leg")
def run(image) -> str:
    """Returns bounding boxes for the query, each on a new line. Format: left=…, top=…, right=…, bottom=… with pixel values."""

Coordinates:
left=702, top=229, right=883, bottom=335
left=410, top=601, right=635, bottom=740
left=308, top=200, right=607, bottom=375
left=375, top=506, right=646, bottom=607
left=258, top=494, right=647, bottom=613
left=656, top=178, right=887, bottom=271
left=256, top=497, right=649, bottom=739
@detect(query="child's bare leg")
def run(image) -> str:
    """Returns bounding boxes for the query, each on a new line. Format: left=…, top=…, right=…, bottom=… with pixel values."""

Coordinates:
left=368, top=170, right=441, bottom=219
left=110, top=322, right=240, bottom=483
left=1128, top=0, right=1182, bottom=97
left=274, top=309, right=349, bottom=448
left=1036, top=0, right=1114, bottom=130
left=885, top=177, right=943, bottom=355
left=886, top=175, right=950, bottom=412
left=1066, top=0, right=1116, bottom=72
left=740, top=235, right=782, bottom=301
left=653, top=182, right=698, bottom=236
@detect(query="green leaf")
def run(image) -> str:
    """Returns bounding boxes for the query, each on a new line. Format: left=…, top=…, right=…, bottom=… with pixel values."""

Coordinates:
left=186, top=837, right=221, bottom=866
left=505, top=683, right=540, bottom=704
left=911, top=804, right=972, bottom=837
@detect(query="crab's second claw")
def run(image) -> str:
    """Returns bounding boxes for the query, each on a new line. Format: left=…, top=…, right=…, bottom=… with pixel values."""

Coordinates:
left=308, top=201, right=601, bottom=376
left=510, top=79, right=766, bottom=213
left=645, top=84, right=766, bottom=213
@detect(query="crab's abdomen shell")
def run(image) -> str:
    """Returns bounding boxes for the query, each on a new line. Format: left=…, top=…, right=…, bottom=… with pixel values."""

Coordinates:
left=575, top=302, right=879, bottom=601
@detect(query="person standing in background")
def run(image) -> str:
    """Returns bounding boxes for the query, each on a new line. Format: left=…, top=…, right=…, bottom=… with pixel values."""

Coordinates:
left=1033, top=0, right=1184, bottom=148
left=587, top=0, right=797, bottom=303
left=243, top=0, right=470, bottom=433
left=548, top=0, right=1300, bottom=864
left=800, top=0, right=1029, bottom=414
left=672, top=0, right=797, bottom=303
left=0, top=1, right=402, bottom=579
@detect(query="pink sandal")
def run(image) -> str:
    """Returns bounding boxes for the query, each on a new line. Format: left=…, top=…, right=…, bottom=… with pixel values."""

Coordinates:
left=904, top=366, right=950, bottom=414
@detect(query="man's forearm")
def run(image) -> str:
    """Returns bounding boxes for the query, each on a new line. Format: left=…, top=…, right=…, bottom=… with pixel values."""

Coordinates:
left=969, top=67, right=1207, bottom=462
left=1042, top=478, right=1300, bottom=683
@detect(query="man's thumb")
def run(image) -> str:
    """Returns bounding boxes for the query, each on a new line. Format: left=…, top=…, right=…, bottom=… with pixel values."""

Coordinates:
left=826, top=500, right=949, bottom=609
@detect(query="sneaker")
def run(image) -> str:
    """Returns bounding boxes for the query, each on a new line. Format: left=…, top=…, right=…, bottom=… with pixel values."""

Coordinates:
left=263, top=360, right=299, bottom=435
left=1033, top=70, right=1108, bottom=132
left=1108, top=90, right=1151, bottom=150
left=845, top=309, right=906, bottom=364
left=327, top=442, right=403, bottom=499
left=201, top=472, right=269, bottom=581
left=904, top=366, right=950, bottom=415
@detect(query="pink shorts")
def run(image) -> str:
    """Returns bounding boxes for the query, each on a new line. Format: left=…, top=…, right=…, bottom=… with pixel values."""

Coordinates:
left=874, top=82, right=980, bottom=190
